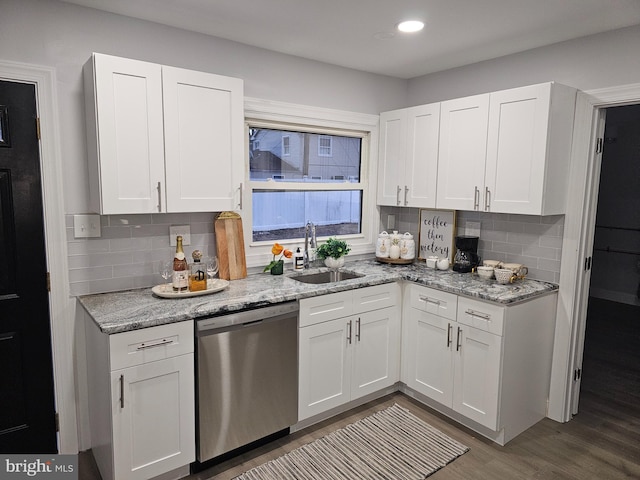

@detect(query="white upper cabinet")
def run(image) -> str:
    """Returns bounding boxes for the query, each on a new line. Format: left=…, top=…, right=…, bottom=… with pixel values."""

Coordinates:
left=84, top=53, right=244, bottom=214
left=436, top=94, right=490, bottom=211
left=378, top=103, right=440, bottom=208
left=162, top=67, right=244, bottom=213
left=435, top=82, right=576, bottom=214
left=485, top=83, right=576, bottom=215
left=85, top=54, right=165, bottom=214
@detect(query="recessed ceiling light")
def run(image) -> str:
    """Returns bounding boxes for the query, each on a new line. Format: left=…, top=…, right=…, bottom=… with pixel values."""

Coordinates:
left=397, top=20, right=424, bottom=33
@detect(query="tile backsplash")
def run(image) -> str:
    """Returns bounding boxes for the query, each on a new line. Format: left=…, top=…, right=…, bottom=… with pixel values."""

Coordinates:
left=68, top=207, right=564, bottom=296
left=379, top=207, right=564, bottom=283
left=66, top=213, right=218, bottom=296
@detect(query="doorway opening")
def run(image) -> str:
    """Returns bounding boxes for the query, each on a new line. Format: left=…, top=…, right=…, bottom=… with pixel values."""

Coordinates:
left=579, top=104, right=640, bottom=422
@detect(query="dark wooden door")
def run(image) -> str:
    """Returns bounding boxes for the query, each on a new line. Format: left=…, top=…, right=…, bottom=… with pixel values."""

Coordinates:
left=0, top=80, right=57, bottom=453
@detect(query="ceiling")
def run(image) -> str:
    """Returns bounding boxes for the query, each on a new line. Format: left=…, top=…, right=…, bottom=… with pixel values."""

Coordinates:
left=61, top=0, right=640, bottom=79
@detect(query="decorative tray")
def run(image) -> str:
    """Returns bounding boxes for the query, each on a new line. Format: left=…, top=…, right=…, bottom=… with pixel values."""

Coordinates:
left=152, top=279, right=229, bottom=298
left=375, top=256, right=414, bottom=265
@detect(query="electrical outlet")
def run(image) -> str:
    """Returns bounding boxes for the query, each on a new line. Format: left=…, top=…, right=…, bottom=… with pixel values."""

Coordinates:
left=169, top=225, right=191, bottom=246
left=387, top=214, right=396, bottom=230
left=73, top=214, right=101, bottom=238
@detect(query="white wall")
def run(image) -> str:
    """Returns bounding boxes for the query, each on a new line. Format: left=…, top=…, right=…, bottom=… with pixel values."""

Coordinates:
left=0, top=0, right=407, bottom=214
left=407, top=24, right=640, bottom=104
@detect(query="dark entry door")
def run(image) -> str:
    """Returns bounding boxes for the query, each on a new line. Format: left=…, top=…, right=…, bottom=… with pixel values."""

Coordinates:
left=0, top=80, right=57, bottom=453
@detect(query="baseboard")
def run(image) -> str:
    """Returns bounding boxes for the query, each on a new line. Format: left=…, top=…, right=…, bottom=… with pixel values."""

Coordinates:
left=589, top=288, right=640, bottom=306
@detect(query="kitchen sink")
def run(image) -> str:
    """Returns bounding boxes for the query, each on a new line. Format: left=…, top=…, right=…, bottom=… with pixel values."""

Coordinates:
left=291, top=270, right=364, bottom=284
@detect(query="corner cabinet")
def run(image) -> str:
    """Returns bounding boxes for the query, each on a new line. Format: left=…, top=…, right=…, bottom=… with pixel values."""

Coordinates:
left=377, top=104, right=440, bottom=208
left=84, top=53, right=244, bottom=214
left=402, top=283, right=557, bottom=445
left=85, top=319, right=195, bottom=480
left=298, top=283, right=401, bottom=421
left=435, top=82, right=576, bottom=214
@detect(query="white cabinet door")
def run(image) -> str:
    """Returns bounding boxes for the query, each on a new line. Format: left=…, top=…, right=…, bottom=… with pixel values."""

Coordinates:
left=87, top=53, right=165, bottom=214
left=377, top=109, right=406, bottom=206
left=111, top=354, right=195, bottom=480
left=452, top=325, right=502, bottom=430
left=298, top=318, right=351, bottom=420
left=351, top=306, right=400, bottom=399
left=404, top=309, right=453, bottom=406
left=377, top=105, right=439, bottom=208
left=484, top=84, right=551, bottom=214
left=405, top=104, right=439, bottom=208
left=436, top=94, right=490, bottom=211
left=162, top=67, right=244, bottom=212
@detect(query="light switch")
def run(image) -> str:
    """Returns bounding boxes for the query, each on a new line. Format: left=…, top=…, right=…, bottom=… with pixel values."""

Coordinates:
left=387, top=214, right=396, bottom=230
left=74, top=214, right=101, bottom=238
left=170, top=225, right=191, bottom=246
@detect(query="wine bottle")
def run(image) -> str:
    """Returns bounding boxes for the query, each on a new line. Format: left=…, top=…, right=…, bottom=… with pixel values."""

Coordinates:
left=172, top=235, right=188, bottom=291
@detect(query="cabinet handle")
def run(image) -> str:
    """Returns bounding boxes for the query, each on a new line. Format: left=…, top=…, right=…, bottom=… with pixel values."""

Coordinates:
left=347, top=320, right=352, bottom=345
left=447, top=323, right=452, bottom=347
left=239, top=182, right=243, bottom=210
left=485, top=187, right=491, bottom=211
left=418, top=295, right=440, bottom=306
left=396, top=185, right=401, bottom=206
left=473, top=186, right=480, bottom=210
left=404, top=186, right=409, bottom=206
left=119, top=374, right=124, bottom=408
left=456, top=327, right=462, bottom=352
left=356, top=317, right=361, bottom=342
left=156, top=182, right=162, bottom=212
left=136, top=338, right=174, bottom=350
left=465, top=309, right=491, bottom=321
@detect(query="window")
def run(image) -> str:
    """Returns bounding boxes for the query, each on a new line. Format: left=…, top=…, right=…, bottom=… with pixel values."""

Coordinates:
left=244, top=99, right=379, bottom=267
left=318, top=135, right=332, bottom=157
left=249, top=127, right=362, bottom=242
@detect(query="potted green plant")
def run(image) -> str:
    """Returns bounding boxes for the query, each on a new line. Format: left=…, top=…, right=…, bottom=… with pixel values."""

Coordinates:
left=316, top=237, right=351, bottom=269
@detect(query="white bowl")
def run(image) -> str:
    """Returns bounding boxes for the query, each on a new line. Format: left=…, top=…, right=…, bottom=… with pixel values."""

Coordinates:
left=494, top=268, right=514, bottom=284
left=476, top=266, right=494, bottom=279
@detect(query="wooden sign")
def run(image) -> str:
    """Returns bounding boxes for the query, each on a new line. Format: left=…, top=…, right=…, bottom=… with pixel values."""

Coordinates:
left=418, top=209, right=456, bottom=262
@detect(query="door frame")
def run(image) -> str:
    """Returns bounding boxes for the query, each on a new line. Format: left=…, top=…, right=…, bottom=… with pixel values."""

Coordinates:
left=548, top=82, right=640, bottom=423
left=0, top=60, right=77, bottom=452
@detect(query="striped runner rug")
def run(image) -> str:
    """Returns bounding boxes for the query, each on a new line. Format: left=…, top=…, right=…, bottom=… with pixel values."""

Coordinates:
left=234, top=404, right=469, bottom=479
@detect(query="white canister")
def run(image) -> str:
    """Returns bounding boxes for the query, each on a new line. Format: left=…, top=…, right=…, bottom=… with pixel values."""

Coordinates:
left=376, top=231, right=390, bottom=258
left=400, top=232, right=415, bottom=260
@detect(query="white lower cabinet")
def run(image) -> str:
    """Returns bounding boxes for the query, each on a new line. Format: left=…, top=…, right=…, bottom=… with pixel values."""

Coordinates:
left=85, top=318, right=195, bottom=480
left=298, top=283, right=401, bottom=421
left=402, top=283, right=557, bottom=444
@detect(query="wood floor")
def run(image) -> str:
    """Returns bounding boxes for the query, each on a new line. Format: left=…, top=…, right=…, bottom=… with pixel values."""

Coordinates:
left=80, top=297, right=640, bottom=480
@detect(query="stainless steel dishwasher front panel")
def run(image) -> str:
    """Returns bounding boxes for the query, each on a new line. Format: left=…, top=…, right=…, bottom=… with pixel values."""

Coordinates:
left=196, top=302, right=298, bottom=462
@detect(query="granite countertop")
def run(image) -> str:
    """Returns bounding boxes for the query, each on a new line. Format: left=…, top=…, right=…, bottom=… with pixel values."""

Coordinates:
left=78, top=259, right=558, bottom=334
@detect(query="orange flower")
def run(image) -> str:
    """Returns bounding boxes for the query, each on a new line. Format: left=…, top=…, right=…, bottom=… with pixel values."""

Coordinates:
left=272, top=243, right=284, bottom=255
left=264, top=243, right=293, bottom=272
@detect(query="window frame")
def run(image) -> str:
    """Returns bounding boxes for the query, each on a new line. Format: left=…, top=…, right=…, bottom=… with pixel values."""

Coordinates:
left=242, top=98, right=380, bottom=269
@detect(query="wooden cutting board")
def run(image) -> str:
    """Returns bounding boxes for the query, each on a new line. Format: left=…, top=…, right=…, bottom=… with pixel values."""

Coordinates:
left=215, top=211, right=247, bottom=280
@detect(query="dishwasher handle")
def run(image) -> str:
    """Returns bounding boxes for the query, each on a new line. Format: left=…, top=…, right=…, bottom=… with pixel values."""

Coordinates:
left=196, top=301, right=298, bottom=336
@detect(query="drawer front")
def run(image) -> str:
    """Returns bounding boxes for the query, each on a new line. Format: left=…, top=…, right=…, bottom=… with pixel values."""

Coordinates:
left=352, top=283, right=400, bottom=314
left=110, top=321, right=194, bottom=370
left=299, top=290, right=353, bottom=328
left=457, top=297, right=504, bottom=336
left=408, top=284, right=457, bottom=320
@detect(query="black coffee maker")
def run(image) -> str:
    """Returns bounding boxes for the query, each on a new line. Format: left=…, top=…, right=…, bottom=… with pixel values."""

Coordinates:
left=453, top=235, right=480, bottom=273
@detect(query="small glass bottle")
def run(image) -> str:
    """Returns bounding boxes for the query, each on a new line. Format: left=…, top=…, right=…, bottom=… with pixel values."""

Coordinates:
left=172, top=235, right=188, bottom=291
left=189, top=250, right=207, bottom=292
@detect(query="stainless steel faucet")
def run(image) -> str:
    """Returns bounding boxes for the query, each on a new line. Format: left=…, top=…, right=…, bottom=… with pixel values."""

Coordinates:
left=304, top=221, right=316, bottom=268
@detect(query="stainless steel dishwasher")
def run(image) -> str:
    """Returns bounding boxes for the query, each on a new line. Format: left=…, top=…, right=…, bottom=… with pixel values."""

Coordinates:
left=195, top=301, right=298, bottom=463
